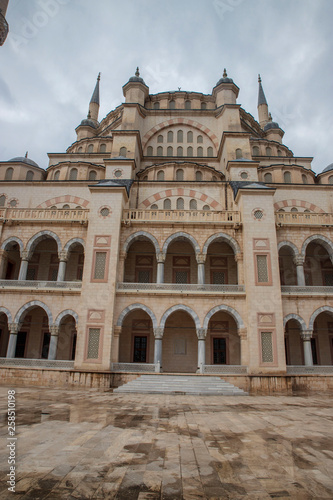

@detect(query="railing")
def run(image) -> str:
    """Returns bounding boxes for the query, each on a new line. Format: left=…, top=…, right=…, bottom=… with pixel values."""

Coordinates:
left=117, top=283, right=245, bottom=293
left=286, top=365, right=333, bottom=375
left=111, top=363, right=157, bottom=373
left=203, top=365, right=248, bottom=374
left=123, top=209, right=241, bottom=224
left=276, top=212, right=333, bottom=226
left=0, top=358, right=75, bottom=369
left=281, top=285, right=333, bottom=294
left=0, top=280, right=82, bottom=289
left=0, top=208, right=89, bottom=222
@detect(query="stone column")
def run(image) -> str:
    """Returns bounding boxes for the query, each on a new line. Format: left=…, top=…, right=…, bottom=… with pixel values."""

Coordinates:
left=153, top=327, right=164, bottom=369
left=111, top=326, right=122, bottom=363
left=197, top=328, right=207, bottom=373
left=48, top=326, right=59, bottom=360
left=196, top=254, right=206, bottom=285
left=118, top=251, right=127, bottom=282
left=238, top=327, right=248, bottom=366
left=301, top=330, right=313, bottom=366
left=234, top=253, right=243, bottom=285
left=6, top=323, right=20, bottom=358
left=294, top=255, right=305, bottom=287
left=156, top=254, right=165, bottom=284
left=18, top=251, right=29, bottom=280
left=0, top=249, right=9, bottom=279
left=57, top=251, right=68, bottom=281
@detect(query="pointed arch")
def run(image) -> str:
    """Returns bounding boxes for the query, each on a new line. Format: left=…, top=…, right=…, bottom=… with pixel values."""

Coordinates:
left=55, top=309, right=79, bottom=327
left=203, top=305, right=244, bottom=330
left=301, top=234, right=333, bottom=258
left=36, top=195, right=90, bottom=209
left=26, top=230, right=62, bottom=256
left=0, top=307, right=13, bottom=323
left=283, top=313, right=306, bottom=331
left=202, top=233, right=241, bottom=256
left=277, top=241, right=299, bottom=255
left=159, top=305, right=201, bottom=330
left=1, top=236, right=24, bottom=255
left=64, top=238, right=86, bottom=254
left=308, top=306, right=333, bottom=330
left=162, top=232, right=200, bottom=256
left=14, top=300, right=53, bottom=325
left=123, top=231, right=160, bottom=255
left=117, top=303, right=157, bottom=329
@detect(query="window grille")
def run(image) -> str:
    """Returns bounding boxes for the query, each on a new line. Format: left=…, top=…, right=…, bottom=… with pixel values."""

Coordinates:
left=207, top=147, right=213, bottom=157
left=197, top=147, right=203, bottom=157
left=176, top=169, right=184, bottom=181
left=100, top=207, right=110, bottom=216
left=240, top=172, right=248, bottom=179
left=89, top=170, right=97, bottom=181
left=157, top=170, right=164, bottom=181
left=5, top=168, right=13, bottom=180
left=100, top=144, right=106, bottom=153
left=189, top=199, right=197, bottom=210
left=69, top=168, right=77, bottom=180
left=212, top=271, right=225, bottom=284
left=164, top=198, right=171, bottom=209
left=157, top=134, right=163, bottom=143
left=175, top=271, right=188, bottom=283
left=151, top=204, right=158, bottom=209
left=167, top=146, right=173, bottom=156
left=257, top=255, right=269, bottom=283
left=177, top=130, right=183, bottom=142
left=147, top=146, right=153, bottom=156
left=87, top=328, right=100, bottom=359
left=157, top=146, right=163, bottom=156
left=0, top=195, right=5, bottom=206
left=26, top=267, right=36, bottom=280
left=176, top=197, right=184, bottom=209
left=138, top=270, right=151, bottom=283
left=187, top=131, right=193, bottom=142
left=284, top=171, right=291, bottom=183
left=177, top=146, right=183, bottom=157
left=94, top=252, right=106, bottom=280
left=254, top=210, right=263, bottom=219
left=26, top=171, right=34, bottom=181
left=167, top=131, right=173, bottom=142
left=264, top=173, right=272, bottom=183
left=261, top=332, right=273, bottom=363
left=197, top=135, right=203, bottom=143
left=187, top=146, right=193, bottom=157
left=195, top=171, right=202, bottom=181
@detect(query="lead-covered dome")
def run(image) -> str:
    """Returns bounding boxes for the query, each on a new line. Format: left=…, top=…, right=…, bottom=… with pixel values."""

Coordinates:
left=127, top=67, right=146, bottom=85
left=9, top=155, right=39, bottom=168
left=322, top=163, right=333, bottom=173
left=215, top=68, right=234, bottom=86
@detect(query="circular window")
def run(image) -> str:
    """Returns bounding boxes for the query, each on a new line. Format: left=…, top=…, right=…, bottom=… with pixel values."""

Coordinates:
left=9, top=200, right=17, bottom=207
left=114, top=169, right=122, bottom=178
left=100, top=207, right=110, bottom=217
left=240, top=171, right=248, bottom=179
left=253, top=210, right=264, bottom=220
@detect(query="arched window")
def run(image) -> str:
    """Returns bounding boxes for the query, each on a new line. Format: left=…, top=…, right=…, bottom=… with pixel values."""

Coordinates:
left=164, top=198, right=171, bottom=209
left=201, top=102, right=207, bottom=110
left=151, top=204, right=158, bottom=210
left=187, top=146, right=193, bottom=157
left=304, top=209, right=310, bottom=213
left=302, top=174, right=308, bottom=184
left=69, top=168, right=78, bottom=180
left=147, top=146, right=153, bottom=156
left=5, top=168, right=13, bottom=180
left=169, top=100, right=175, bottom=109
left=290, top=207, right=298, bottom=212
left=99, top=144, right=106, bottom=153
left=167, top=146, right=173, bottom=156
left=203, top=204, right=210, bottom=211
left=207, top=146, right=213, bottom=157
left=78, top=147, right=83, bottom=153
left=197, top=135, right=203, bottom=143
left=176, top=197, right=184, bottom=209
left=185, top=100, right=191, bottom=109
left=277, top=149, right=282, bottom=157
left=0, top=195, right=5, bottom=206
left=187, top=131, right=193, bottom=143
left=190, top=199, right=197, bottom=210
left=278, top=208, right=285, bottom=212
left=157, top=146, right=163, bottom=156
left=212, top=176, right=217, bottom=182
left=284, top=171, right=291, bottom=183
left=87, top=144, right=94, bottom=153
left=195, top=171, right=202, bottom=181
left=177, top=146, right=183, bottom=157
left=197, top=147, right=203, bottom=157
left=154, top=102, right=160, bottom=109
left=54, top=170, right=60, bottom=181
left=329, top=175, right=333, bottom=185
left=157, top=135, right=163, bottom=143
left=63, top=204, right=70, bottom=209
left=119, top=147, right=127, bottom=157
left=236, top=148, right=242, bottom=159
left=266, top=146, right=272, bottom=156
left=167, top=131, right=173, bottom=143
left=253, top=146, right=260, bottom=156
left=89, top=170, right=97, bottom=181
left=157, top=170, right=164, bottom=181
left=26, top=170, right=34, bottom=181
left=177, top=130, right=183, bottom=143
left=143, top=175, right=148, bottom=181
left=264, top=172, right=272, bottom=183
left=176, top=169, right=184, bottom=181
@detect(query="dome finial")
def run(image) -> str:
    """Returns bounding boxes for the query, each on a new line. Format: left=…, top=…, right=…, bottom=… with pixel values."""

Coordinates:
left=87, top=110, right=91, bottom=119
left=25, top=151, right=28, bottom=158
left=223, top=68, right=227, bottom=78
left=97, top=72, right=101, bottom=81
left=268, top=112, right=273, bottom=122
left=258, top=74, right=261, bottom=83
left=135, top=67, right=140, bottom=77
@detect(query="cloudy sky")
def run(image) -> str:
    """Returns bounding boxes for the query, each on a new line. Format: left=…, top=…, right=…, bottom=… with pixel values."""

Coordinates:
left=0, top=0, right=332, bottom=174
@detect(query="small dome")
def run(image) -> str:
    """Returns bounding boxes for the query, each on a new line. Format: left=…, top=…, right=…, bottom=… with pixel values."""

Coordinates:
left=80, top=118, right=97, bottom=128
left=9, top=156, right=39, bottom=168
left=322, top=163, right=333, bottom=173
left=127, top=67, right=146, bottom=86
left=215, top=68, right=234, bottom=86
left=264, top=121, right=280, bottom=131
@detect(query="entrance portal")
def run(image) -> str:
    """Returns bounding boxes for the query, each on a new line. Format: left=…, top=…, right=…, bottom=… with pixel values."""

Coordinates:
left=162, top=310, right=197, bottom=373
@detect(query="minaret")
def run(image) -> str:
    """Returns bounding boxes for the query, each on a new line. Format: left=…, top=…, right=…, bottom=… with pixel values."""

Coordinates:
left=257, top=74, right=269, bottom=128
left=88, top=73, right=101, bottom=124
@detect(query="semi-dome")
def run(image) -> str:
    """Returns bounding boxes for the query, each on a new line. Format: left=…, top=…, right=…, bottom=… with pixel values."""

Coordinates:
left=127, top=67, right=146, bottom=85
left=9, top=155, right=39, bottom=168
left=215, top=68, right=234, bottom=86
left=322, top=163, right=333, bottom=173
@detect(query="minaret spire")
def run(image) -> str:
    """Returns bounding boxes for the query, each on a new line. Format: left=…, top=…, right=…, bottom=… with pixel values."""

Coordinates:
left=257, top=74, right=269, bottom=128
left=88, top=73, right=101, bottom=124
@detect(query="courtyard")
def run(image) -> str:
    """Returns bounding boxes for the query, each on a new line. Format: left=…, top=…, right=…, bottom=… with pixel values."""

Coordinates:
left=0, top=386, right=333, bottom=499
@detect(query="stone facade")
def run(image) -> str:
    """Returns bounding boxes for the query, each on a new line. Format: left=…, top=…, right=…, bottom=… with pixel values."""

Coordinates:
left=0, top=68, right=333, bottom=380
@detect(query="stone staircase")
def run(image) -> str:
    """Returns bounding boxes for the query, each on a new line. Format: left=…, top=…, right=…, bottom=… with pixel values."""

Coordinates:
left=113, top=374, right=249, bottom=396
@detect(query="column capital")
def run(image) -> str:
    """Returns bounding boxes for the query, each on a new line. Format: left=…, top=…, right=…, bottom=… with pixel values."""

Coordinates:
left=196, top=253, right=206, bottom=264
left=21, top=250, right=29, bottom=261
left=50, top=325, right=59, bottom=336
left=113, top=326, right=122, bottom=337
left=154, top=327, right=164, bottom=339
left=157, top=253, right=165, bottom=264
left=294, top=255, right=305, bottom=266
left=58, top=251, right=68, bottom=262
left=9, top=323, right=20, bottom=334
left=238, top=327, right=247, bottom=339
left=234, top=253, right=243, bottom=262
left=301, top=330, right=313, bottom=341
left=196, top=328, right=207, bottom=340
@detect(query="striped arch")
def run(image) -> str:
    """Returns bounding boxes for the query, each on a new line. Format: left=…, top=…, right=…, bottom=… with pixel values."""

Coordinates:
left=0, top=307, right=13, bottom=323
left=26, top=230, right=62, bottom=256
left=14, top=300, right=53, bottom=326
left=301, top=234, right=333, bottom=258
left=202, top=233, right=241, bottom=256
left=203, top=305, right=245, bottom=331
left=159, top=305, right=201, bottom=330
left=37, top=195, right=90, bottom=209
left=274, top=199, right=325, bottom=213
left=283, top=313, right=306, bottom=332
left=162, top=232, right=200, bottom=255
left=308, top=306, right=333, bottom=330
left=55, top=309, right=79, bottom=327
left=142, top=119, right=219, bottom=149
left=1, top=236, right=24, bottom=255
left=123, top=231, right=160, bottom=255
left=277, top=240, right=299, bottom=256
left=140, top=188, right=222, bottom=210
left=117, top=303, right=157, bottom=329
left=64, top=238, right=85, bottom=254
